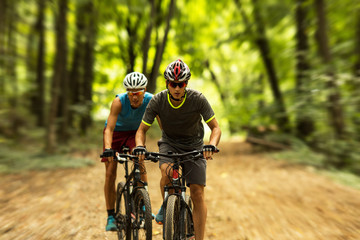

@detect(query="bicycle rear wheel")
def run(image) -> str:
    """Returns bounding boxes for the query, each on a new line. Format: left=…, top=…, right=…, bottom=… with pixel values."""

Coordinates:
left=132, top=188, right=152, bottom=240
left=164, top=195, right=181, bottom=240
left=115, top=182, right=131, bottom=240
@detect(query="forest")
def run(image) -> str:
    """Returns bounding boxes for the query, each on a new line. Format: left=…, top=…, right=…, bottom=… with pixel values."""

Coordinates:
left=0, top=0, right=360, bottom=175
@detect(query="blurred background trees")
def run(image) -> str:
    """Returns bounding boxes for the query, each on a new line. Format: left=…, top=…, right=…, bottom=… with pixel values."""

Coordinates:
left=0, top=0, right=359, bottom=173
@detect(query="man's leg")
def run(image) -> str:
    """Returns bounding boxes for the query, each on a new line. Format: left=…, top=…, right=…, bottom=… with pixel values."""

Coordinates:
left=159, top=163, right=172, bottom=198
left=104, top=160, right=117, bottom=230
left=104, top=160, right=117, bottom=209
left=190, top=184, right=207, bottom=240
left=154, top=163, right=172, bottom=224
left=139, top=159, right=148, bottom=184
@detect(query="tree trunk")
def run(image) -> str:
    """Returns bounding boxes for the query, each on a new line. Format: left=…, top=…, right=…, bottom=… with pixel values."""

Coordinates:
left=45, top=0, right=68, bottom=153
left=251, top=0, right=290, bottom=132
left=125, top=14, right=141, bottom=73
left=294, top=0, right=315, bottom=139
left=148, top=0, right=175, bottom=93
left=32, top=0, right=46, bottom=127
left=58, top=2, right=70, bottom=141
left=142, top=0, right=156, bottom=76
left=7, top=1, right=19, bottom=137
left=352, top=8, right=360, bottom=138
left=0, top=0, right=8, bottom=95
left=204, top=59, right=225, bottom=103
left=314, top=0, right=345, bottom=139
left=80, top=0, right=97, bottom=134
left=68, top=1, right=86, bottom=129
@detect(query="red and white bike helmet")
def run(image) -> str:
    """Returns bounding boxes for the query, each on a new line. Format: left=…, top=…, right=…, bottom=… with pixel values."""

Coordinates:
left=164, top=59, right=191, bottom=82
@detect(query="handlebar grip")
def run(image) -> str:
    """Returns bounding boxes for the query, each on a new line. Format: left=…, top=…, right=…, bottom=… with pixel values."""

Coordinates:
left=145, top=153, right=159, bottom=163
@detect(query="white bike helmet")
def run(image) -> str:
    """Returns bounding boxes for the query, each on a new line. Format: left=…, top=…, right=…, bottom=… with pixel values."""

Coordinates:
left=164, top=59, right=191, bottom=82
left=123, top=72, right=148, bottom=89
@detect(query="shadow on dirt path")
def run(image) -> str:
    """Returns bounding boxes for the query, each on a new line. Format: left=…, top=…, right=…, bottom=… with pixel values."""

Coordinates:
left=0, top=141, right=359, bottom=240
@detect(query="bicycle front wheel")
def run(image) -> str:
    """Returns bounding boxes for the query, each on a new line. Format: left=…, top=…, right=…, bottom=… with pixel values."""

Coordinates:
left=115, top=182, right=131, bottom=240
left=165, top=195, right=181, bottom=240
left=182, top=195, right=194, bottom=239
left=132, top=188, right=152, bottom=240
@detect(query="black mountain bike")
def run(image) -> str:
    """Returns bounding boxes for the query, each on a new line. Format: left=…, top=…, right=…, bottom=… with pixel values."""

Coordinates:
left=145, top=149, right=211, bottom=240
left=101, top=146, right=157, bottom=240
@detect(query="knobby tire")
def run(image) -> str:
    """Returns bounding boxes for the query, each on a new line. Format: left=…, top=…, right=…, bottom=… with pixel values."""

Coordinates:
left=115, top=182, right=131, bottom=240
left=165, top=195, right=181, bottom=240
left=133, top=188, right=152, bottom=240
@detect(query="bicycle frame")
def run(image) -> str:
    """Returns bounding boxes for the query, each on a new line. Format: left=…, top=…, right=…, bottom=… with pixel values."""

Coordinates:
left=106, top=147, right=157, bottom=240
left=163, top=159, right=190, bottom=240
left=116, top=152, right=148, bottom=232
left=146, top=150, right=203, bottom=240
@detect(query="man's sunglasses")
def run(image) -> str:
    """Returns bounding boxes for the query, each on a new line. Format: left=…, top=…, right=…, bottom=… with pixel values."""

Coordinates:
left=127, top=89, right=145, bottom=96
left=168, top=81, right=187, bottom=88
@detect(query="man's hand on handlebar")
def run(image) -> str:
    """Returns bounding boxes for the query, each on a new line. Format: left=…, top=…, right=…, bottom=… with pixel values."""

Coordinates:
left=132, top=146, right=147, bottom=161
left=202, top=144, right=219, bottom=160
left=102, top=148, right=116, bottom=162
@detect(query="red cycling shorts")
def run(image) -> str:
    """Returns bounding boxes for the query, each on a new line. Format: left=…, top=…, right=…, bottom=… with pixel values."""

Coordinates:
left=101, top=129, right=137, bottom=162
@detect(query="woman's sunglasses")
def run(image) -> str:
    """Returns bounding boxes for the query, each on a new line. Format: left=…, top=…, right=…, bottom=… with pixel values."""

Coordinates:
left=168, top=81, right=187, bottom=88
left=127, top=89, right=145, bottom=96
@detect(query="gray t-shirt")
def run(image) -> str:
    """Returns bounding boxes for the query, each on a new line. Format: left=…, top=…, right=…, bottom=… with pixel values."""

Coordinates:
left=142, top=89, right=215, bottom=148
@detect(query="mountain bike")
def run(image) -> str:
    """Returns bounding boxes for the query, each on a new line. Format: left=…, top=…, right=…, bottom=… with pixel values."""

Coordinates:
left=145, top=149, right=212, bottom=240
left=100, top=146, right=157, bottom=240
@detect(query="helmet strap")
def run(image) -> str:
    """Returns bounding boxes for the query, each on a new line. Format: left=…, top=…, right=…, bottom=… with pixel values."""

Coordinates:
left=167, top=89, right=186, bottom=102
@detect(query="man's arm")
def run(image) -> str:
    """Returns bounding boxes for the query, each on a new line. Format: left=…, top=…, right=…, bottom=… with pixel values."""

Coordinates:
left=135, top=122, right=151, bottom=147
left=156, top=115, right=162, bottom=130
left=207, top=118, right=221, bottom=146
left=204, top=117, right=221, bottom=159
left=104, top=97, right=122, bottom=149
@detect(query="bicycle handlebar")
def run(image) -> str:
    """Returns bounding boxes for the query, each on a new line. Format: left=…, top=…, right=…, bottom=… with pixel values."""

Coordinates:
left=101, top=146, right=219, bottom=163
left=145, top=150, right=204, bottom=162
left=100, top=153, right=158, bottom=164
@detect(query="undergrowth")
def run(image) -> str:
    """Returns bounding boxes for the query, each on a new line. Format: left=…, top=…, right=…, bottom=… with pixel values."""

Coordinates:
left=267, top=134, right=360, bottom=190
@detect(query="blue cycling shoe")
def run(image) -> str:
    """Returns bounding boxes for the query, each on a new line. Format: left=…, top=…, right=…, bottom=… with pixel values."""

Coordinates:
left=155, top=205, right=164, bottom=225
left=141, top=205, right=156, bottom=220
left=106, top=215, right=117, bottom=231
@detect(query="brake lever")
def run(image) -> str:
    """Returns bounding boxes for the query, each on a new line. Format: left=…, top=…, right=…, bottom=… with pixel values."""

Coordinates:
left=116, top=153, right=127, bottom=164
left=146, top=153, right=159, bottom=163
left=193, top=152, right=203, bottom=159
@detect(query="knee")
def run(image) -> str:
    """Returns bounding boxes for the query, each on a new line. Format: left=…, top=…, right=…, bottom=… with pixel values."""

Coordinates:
left=160, top=164, right=172, bottom=183
left=190, top=185, right=204, bottom=203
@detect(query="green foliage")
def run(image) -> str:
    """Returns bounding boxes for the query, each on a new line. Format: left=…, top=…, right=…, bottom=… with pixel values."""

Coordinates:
left=270, top=145, right=360, bottom=190
left=268, top=132, right=360, bottom=176
left=314, top=138, right=360, bottom=174
left=2, top=0, right=360, bottom=176
left=0, top=145, right=94, bottom=174
left=269, top=134, right=326, bottom=167
left=321, top=169, right=360, bottom=190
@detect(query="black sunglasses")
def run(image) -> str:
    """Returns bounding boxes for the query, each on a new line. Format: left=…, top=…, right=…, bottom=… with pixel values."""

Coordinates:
left=168, top=81, right=187, bottom=88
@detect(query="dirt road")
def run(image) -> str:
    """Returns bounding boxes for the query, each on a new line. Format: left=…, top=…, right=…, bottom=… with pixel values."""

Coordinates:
left=0, top=141, right=359, bottom=240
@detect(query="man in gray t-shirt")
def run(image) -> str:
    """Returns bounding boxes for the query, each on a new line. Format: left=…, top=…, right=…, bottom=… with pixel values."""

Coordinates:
left=133, top=59, right=221, bottom=240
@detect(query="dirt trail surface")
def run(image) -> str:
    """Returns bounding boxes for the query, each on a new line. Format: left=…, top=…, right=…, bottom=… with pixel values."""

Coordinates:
left=1, top=141, right=360, bottom=240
